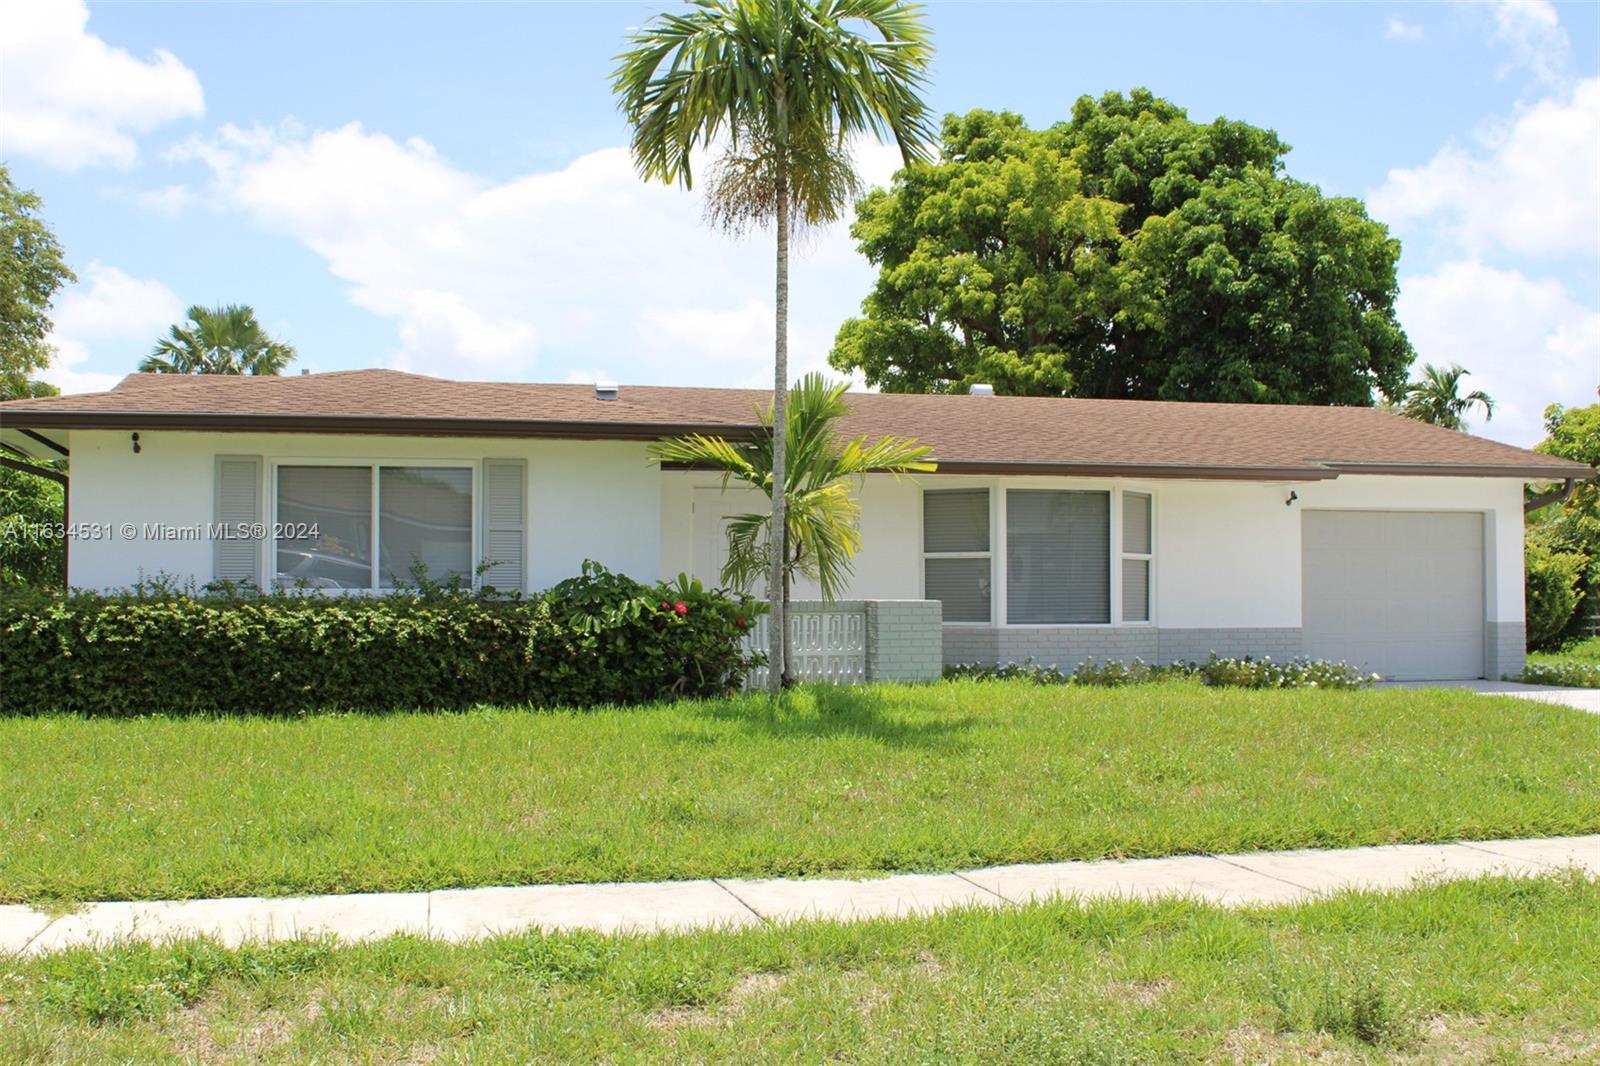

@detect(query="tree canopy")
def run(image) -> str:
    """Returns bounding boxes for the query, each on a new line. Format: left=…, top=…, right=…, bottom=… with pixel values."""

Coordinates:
left=140, top=304, right=296, bottom=376
left=0, top=166, right=75, bottom=400
left=1399, top=362, right=1494, bottom=431
left=829, top=91, right=1415, bottom=405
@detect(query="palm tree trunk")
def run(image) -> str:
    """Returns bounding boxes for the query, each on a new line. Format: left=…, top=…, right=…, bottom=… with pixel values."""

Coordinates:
left=767, top=155, right=790, bottom=695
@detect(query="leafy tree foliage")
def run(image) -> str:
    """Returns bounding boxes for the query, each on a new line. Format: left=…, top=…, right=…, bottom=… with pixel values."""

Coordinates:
left=1528, top=403, right=1600, bottom=642
left=830, top=91, right=1415, bottom=404
left=0, top=166, right=75, bottom=399
left=1399, top=362, right=1494, bottom=430
left=140, top=304, right=296, bottom=375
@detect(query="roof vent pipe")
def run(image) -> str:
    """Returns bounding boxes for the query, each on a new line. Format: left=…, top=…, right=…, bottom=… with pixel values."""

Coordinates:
left=969, top=383, right=995, bottom=396
left=595, top=381, right=619, bottom=401
left=300, top=369, right=310, bottom=376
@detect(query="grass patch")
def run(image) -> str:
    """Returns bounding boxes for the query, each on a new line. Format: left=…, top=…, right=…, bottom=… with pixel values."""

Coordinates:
left=1, top=875, right=1595, bottom=1063
left=1530, top=636, right=1600, bottom=665
left=1, top=681, right=1597, bottom=903
left=1526, top=637, right=1600, bottom=686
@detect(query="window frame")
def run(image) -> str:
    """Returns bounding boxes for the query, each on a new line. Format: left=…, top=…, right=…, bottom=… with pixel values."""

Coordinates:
left=1119, top=490, right=1156, bottom=627
left=268, top=457, right=481, bottom=594
left=919, top=487, right=995, bottom=626
left=918, top=479, right=1156, bottom=629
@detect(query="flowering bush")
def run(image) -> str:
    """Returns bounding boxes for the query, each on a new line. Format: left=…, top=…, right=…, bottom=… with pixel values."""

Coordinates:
left=1515, top=660, right=1600, bottom=689
left=945, top=654, right=1378, bottom=690
left=0, top=561, right=764, bottom=716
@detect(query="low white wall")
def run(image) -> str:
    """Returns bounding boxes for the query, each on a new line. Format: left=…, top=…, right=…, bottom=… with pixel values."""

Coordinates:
left=66, top=430, right=660, bottom=592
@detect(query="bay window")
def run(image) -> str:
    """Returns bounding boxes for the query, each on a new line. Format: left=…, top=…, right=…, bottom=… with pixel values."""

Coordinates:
left=275, top=464, right=473, bottom=590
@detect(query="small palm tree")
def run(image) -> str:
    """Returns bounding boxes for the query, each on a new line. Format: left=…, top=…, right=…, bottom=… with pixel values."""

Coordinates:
left=1400, top=363, right=1494, bottom=431
left=615, top=0, right=936, bottom=693
left=651, top=374, right=933, bottom=676
left=141, top=305, right=296, bottom=376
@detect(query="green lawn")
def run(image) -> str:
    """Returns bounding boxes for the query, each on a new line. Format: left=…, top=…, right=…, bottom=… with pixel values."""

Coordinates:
left=3, top=874, right=1595, bottom=1063
left=1529, top=635, right=1600, bottom=665
left=3, top=681, right=1597, bottom=904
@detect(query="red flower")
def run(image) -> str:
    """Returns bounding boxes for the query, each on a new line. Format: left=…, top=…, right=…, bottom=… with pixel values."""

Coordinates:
left=659, top=601, right=670, bottom=610
left=735, top=616, right=746, bottom=628
left=673, top=602, right=688, bottom=616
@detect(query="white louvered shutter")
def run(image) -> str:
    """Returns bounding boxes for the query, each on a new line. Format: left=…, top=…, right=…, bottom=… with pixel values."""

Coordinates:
left=479, top=459, right=526, bottom=593
left=213, top=455, right=263, bottom=586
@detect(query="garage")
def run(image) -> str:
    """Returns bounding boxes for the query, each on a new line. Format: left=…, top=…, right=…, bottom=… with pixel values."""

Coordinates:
left=1302, top=510, right=1486, bottom=681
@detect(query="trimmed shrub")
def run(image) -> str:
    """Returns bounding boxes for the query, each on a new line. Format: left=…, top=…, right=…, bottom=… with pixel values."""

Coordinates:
left=1525, top=545, right=1585, bottom=650
left=945, top=654, right=1377, bottom=690
left=0, top=562, right=762, bottom=716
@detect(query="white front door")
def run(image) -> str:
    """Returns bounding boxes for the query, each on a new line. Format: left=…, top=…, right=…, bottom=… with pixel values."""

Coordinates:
left=693, top=486, right=766, bottom=596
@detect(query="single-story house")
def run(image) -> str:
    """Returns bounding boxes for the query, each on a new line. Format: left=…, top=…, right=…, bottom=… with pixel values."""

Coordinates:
left=2, top=369, right=1590, bottom=682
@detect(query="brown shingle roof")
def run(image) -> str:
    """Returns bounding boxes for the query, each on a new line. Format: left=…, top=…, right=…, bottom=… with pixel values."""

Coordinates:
left=1, top=370, right=1588, bottom=481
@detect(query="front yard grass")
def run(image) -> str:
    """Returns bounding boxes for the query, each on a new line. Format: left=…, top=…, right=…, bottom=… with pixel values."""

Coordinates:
left=2, top=874, right=1596, bottom=1063
left=1, top=681, right=1597, bottom=903
left=1529, top=636, right=1600, bottom=664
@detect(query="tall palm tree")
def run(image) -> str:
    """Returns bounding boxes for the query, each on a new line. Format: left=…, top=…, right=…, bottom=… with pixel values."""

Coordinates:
left=652, top=372, right=933, bottom=615
left=614, top=0, right=936, bottom=693
left=140, top=305, right=296, bottom=376
left=1400, top=362, right=1494, bottom=432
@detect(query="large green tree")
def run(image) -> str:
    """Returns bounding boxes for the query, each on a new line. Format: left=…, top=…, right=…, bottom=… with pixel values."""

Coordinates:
left=830, top=91, right=1415, bottom=404
left=0, top=166, right=76, bottom=401
left=1528, top=402, right=1600, bottom=642
left=140, top=304, right=296, bottom=376
left=614, top=0, right=936, bottom=691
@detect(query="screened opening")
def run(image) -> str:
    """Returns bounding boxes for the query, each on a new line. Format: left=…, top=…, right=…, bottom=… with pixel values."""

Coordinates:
left=379, top=467, right=473, bottom=588
left=276, top=466, right=373, bottom=589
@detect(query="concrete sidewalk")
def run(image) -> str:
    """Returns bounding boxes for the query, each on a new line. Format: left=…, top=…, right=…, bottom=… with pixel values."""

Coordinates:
left=4, top=835, right=1595, bottom=956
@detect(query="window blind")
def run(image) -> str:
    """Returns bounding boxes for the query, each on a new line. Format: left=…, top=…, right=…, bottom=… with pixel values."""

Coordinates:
left=923, top=489, right=991, bottom=623
left=923, top=489, right=989, bottom=553
left=1006, top=490, right=1109, bottom=624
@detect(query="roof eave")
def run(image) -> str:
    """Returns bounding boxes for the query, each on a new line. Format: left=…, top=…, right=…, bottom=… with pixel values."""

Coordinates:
left=0, top=411, right=763, bottom=442
left=1319, top=461, right=1596, bottom=480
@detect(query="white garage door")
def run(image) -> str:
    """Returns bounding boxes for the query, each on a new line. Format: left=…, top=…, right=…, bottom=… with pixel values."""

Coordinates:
left=1302, top=511, right=1485, bottom=681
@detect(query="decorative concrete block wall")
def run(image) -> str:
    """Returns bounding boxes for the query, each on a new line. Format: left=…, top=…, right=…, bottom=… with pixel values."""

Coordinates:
left=865, top=600, right=944, bottom=683
left=742, top=599, right=943, bottom=687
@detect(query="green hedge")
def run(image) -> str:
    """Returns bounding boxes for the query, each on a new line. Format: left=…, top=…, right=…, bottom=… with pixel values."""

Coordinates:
left=0, top=563, right=762, bottom=716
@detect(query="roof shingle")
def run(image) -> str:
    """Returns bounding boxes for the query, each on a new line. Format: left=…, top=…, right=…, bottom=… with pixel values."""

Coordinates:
left=0, top=370, right=1588, bottom=481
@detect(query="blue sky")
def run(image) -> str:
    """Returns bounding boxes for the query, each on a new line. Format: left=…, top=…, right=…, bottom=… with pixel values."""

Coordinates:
left=2, top=0, right=1596, bottom=445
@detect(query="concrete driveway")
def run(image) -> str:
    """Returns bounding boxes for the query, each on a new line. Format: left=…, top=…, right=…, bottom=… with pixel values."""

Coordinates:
left=1379, top=679, right=1600, bottom=714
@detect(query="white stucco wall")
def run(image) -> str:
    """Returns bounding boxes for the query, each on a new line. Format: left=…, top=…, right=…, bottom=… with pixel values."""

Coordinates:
left=65, top=429, right=1527, bottom=630
left=65, top=430, right=660, bottom=592
left=662, top=469, right=1527, bottom=629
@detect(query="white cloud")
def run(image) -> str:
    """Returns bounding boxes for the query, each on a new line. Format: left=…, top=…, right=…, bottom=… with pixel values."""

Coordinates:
left=1396, top=259, right=1599, bottom=446
left=179, top=121, right=903, bottom=386
left=0, top=0, right=203, bottom=169
left=1488, top=0, right=1569, bottom=84
left=1368, top=77, right=1599, bottom=258
left=1384, top=17, right=1424, bottom=42
left=43, top=263, right=185, bottom=393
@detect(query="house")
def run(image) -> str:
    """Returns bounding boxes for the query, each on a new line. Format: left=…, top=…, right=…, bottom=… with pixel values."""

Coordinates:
left=2, top=369, right=1590, bottom=682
